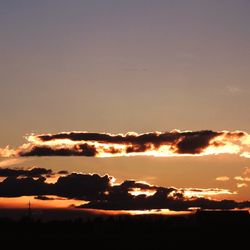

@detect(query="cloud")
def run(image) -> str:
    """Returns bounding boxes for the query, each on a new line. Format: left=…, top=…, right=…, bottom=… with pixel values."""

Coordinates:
left=0, top=167, right=52, bottom=177
left=1, top=129, right=250, bottom=158
left=180, top=188, right=233, bottom=198
left=80, top=186, right=243, bottom=211
left=240, top=152, right=250, bottom=158
left=54, top=173, right=112, bottom=200
left=235, top=178, right=250, bottom=188
left=226, top=86, right=242, bottom=94
left=216, top=176, right=230, bottom=182
left=237, top=183, right=248, bottom=188
left=233, top=168, right=250, bottom=189
left=234, top=176, right=250, bottom=182
left=0, top=176, right=49, bottom=197
left=0, top=171, right=111, bottom=199
left=57, top=170, right=69, bottom=175
left=243, top=167, right=250, bottom=176
left=35, top=195, right=55, bottom=200
left=19, top=144, right=97, bottom=157
left=36, top=130, right=221, bottom=146
left=0, top=167, right=249, bottom=210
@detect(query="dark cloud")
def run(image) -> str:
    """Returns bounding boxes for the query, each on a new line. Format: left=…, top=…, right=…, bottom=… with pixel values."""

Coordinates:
left=0, top=176, right=49, bottom=197
left=35, top=195, right=55, bottom=200
left=20, top=144, right=97, bottom=157
left=175, top=131, right=218, bottom=154
left=54, top=173, right=111, bottom=200
left=1, top=130, right=249, bottom=158
left=117, top=180, right=157, bottom=190
left=126, top=144, right=152, bottom=153
left=57, top=170, right=69, bottom=175
left=21, top=130, right=223, bottom=157
left=38, top=130, right=221, bottom=148
left=2, top=130, right=248, bottom=157
left=0, top=167, right=249, bottom=211
left=75, top=177, right=250, bottom=211
left=0, top=167, right=52, bottom=177
left=0, top=172, right=111, bottom=199
left=81, top=188, right=250, bottom=211
left=87, top=184, right=176, bottom=210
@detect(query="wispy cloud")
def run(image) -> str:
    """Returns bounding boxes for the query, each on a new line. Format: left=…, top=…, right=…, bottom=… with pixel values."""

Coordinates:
left=233, top=167, right=250, bottom=189
left=216, top=176, right=230, bottom=182
left=234, top=176, right=250, bottom=182
left=243, top=167, right=250, bottom=175
left=237, top=183, right=248, bottom=188
left=226, top=86, right=242, bottom=95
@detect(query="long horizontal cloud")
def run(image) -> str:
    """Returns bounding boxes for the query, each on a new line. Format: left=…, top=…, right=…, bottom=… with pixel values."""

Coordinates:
left=80, top=189, right=246, bottom=211
left=1, top=130, right=250, bottom=158
left=0, top=167, right=69, bottom=179
left=0, top=167, right=52, bottom=178
left=0, top=167, right=249, bottom=211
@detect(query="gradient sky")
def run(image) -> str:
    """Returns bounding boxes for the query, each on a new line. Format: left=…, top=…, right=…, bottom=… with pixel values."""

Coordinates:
left=1, top=0, right=250, bottom=203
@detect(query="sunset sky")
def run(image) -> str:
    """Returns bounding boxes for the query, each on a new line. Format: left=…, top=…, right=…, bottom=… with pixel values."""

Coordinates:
left=1, top=0, right=250, bottom=209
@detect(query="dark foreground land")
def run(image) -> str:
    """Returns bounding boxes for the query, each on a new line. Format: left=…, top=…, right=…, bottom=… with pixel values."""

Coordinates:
left=0, top=209, right=249, bottom=248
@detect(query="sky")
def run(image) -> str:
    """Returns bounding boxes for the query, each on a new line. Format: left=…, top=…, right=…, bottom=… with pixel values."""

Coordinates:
left=0, top=0, right=250, bottom=209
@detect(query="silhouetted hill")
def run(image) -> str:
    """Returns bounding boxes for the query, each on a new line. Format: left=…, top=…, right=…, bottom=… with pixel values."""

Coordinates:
left=0, top=209, right=249, bottom=248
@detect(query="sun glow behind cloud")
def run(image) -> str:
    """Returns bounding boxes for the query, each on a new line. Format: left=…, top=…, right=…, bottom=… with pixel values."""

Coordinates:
left=128, top=188, right=157, bottom=196
left=182, top=188, right=235, bottom=199
left=79, top=208, right=192, bottom=216
left=128, top=187, right=235, bottom=200
left=1, top=130, right=250, bottom=159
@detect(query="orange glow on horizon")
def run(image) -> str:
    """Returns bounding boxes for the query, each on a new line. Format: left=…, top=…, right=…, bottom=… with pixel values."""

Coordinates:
left=81, top=208, right=192, bottom=216
left=0, top=196, right=84, bottom=209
